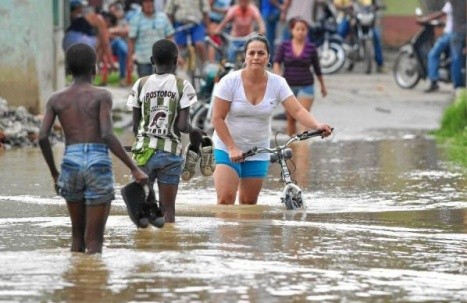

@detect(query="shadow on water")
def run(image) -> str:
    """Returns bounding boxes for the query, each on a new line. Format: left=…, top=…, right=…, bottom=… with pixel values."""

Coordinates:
left=0, top=131, right=466, bottom=302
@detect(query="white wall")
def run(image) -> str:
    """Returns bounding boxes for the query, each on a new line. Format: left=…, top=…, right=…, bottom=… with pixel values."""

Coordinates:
left=0, top=0, right=65, bottom=114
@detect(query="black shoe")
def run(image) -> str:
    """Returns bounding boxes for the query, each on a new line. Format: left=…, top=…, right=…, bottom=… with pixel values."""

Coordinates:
left=424, top=82, right=439, bottom=93
left=273, top=112, right=287, bottom=120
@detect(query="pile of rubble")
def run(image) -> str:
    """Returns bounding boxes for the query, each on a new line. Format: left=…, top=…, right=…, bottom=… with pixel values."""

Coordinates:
left=0, top=98, right=63, bottom=149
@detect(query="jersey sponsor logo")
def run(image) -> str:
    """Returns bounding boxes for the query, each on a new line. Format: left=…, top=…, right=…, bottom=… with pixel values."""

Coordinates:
left=145, top=90, right=177, bottom=100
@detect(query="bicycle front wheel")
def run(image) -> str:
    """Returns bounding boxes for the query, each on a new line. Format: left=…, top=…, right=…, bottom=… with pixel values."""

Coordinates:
left=282, top=188, right=303, bottom=210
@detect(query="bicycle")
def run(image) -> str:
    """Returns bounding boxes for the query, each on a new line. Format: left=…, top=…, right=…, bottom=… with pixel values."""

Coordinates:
left=241, top=129, right=332, bottom=210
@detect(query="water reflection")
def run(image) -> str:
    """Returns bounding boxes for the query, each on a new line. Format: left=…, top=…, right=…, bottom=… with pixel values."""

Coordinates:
left=54, top=254, right=111, bottom=303
left=0, top=132, right=466, bottom=302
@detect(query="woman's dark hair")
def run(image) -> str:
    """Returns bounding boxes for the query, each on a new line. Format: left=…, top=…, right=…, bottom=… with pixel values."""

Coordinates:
left=243, top=33, right=271, bottom=56
left=288, top=17, right=310, bottom=30
left=65, top=43, right=96, bottom=76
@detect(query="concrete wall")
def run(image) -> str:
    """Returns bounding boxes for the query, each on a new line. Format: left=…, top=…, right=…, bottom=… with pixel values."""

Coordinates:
left=0, top=0, right=65, bottom=114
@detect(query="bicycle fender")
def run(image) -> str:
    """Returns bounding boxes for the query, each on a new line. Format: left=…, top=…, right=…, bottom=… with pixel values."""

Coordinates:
left=282, top=183, right=301, bottom=197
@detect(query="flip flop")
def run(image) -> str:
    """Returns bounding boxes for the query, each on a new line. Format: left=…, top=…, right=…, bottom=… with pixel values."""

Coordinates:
left=120, top=182, right=165, bottom=229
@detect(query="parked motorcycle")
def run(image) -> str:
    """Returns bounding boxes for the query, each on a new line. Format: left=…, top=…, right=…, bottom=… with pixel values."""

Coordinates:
left=310, top=1, right=346, bottom=74
left=345, top=2, right=382, bottom=74
left=393, top=14, right=450, bottom=89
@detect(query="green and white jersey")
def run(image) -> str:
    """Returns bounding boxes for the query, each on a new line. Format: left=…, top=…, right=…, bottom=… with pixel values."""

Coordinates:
left=127, top=74, right=197, bottom=155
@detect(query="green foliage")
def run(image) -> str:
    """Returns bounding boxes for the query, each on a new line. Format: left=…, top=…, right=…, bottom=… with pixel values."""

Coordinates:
left=437, top=90, right=467, bottom=136
left=383, top=0, right=419, bottom=16
left=433, top=89, right=467, bottom=167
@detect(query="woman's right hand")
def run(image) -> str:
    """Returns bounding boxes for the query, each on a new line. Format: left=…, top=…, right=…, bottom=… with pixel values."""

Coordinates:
left=228, top=146, right=245, bottom=163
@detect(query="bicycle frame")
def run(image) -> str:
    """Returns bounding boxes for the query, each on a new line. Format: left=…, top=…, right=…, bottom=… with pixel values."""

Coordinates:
left=242, top=130, right=327, bottom=210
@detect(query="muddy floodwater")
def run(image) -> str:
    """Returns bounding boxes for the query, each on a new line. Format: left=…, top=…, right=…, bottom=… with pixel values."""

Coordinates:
left=0, top=129, right=466, bottom=303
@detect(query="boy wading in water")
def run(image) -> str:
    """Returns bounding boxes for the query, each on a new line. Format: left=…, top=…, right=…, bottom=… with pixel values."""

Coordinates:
left=39, top=43, right=148, bottom=254
left=127, top=39, right=210, bottom=223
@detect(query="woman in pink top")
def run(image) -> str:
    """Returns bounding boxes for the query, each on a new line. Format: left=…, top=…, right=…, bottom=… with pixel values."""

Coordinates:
left=215, top=0, right=266, bottom=62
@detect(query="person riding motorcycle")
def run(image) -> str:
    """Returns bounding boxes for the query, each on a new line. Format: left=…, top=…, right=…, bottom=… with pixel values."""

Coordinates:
left=417, top=1, right=453, bottom=93
left=333, top=0, right=385, bottom=72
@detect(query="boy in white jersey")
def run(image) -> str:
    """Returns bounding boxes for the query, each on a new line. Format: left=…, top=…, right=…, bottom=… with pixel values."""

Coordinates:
left=127, top=39, right=203, bottom=223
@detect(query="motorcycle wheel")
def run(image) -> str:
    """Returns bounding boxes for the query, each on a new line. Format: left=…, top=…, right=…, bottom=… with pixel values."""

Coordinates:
left=362, top=39, right=373, bottom=74
left=319, top=41, right=346, bottom=74
left=393, top=50, right=421, bottom=89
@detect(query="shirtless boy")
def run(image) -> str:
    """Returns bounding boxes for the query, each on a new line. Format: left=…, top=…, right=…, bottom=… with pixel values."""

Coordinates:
left=39, top=43, right=148, bottom=254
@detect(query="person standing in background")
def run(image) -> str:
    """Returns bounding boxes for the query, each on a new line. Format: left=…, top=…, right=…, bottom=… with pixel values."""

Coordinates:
left=448, top=0, right=466, bottom=90
left=165, top=0, right=211, bottom=66
left=417, top=1, right=453, bottom=93
left=280, top=0, right=316, bottom=41
left=207, top=0, right=233, bottom=62
left=127, top=0, right=174, bottom=77
left=63, top=0, right=115, bottom=85
left=273, top=18, right=327, bottom=135
left=108, top=1, right=131, bottom=86
left=214, top=0, right=266, bottom=63
left=260, top=0, right=283, bottom=60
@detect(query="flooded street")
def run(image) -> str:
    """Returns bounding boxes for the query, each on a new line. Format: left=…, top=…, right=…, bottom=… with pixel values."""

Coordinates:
left=1, top=72, right=466, bottom=302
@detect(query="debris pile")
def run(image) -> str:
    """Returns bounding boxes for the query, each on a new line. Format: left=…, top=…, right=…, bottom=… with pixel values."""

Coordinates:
left=0, top=98, right=63, bottom=149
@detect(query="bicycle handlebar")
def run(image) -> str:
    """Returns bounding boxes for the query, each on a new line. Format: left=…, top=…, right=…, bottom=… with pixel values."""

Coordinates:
left=220, top=32, right=253, bottom=43
left=241, top=129, right=333, bottom=159
left=295, top=129, right=327, bottom=140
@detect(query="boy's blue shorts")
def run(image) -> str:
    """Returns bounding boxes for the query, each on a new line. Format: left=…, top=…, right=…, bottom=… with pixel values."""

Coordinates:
left=214, top=149, right=269, bottom=178
left=58, top=143, right=115, bottom=205
left=143, top=150, right=184, bottom=185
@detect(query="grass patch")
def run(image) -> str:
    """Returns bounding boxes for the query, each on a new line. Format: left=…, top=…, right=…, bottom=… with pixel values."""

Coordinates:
left=432, top=89, right=467, bottom=167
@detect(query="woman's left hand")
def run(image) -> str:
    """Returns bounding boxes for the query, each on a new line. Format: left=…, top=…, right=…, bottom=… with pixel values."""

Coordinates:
left=316, top=123, right=333, bottom=137
left=321, top=85, right=327, bottom=98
